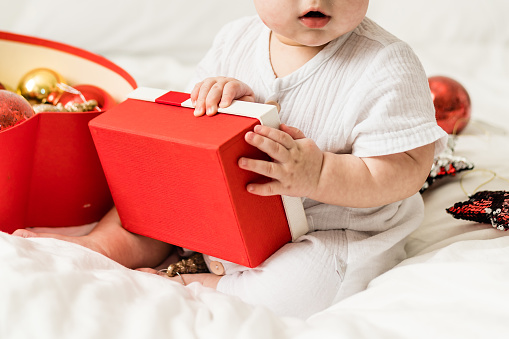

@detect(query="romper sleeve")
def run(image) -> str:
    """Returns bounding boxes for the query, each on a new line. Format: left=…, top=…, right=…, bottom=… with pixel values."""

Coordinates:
left=346, top=41, right=447, bottom=158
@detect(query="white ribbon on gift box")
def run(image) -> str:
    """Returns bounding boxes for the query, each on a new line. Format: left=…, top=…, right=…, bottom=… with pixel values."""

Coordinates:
left=127, top=87, right=309, bottom=241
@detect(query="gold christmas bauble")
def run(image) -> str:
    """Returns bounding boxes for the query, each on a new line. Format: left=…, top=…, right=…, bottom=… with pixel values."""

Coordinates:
left=17, top=68, right=66, bottom=103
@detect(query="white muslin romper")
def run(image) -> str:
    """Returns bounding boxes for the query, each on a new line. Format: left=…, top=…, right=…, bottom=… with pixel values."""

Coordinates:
left=188, top=15, right=448, bottom=318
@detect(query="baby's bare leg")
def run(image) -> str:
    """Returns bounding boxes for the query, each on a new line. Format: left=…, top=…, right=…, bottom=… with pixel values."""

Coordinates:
left=13, top=207, right=172, bottom=269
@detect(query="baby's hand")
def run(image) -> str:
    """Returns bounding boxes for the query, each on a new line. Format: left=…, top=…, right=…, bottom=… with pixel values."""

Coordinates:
left=238, top=124, right=324, bottom=198
left=190, top=77, right=255, bottom=116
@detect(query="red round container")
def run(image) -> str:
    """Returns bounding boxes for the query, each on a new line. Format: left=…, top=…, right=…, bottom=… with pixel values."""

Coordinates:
left=0, top=31, right=137, bottom=233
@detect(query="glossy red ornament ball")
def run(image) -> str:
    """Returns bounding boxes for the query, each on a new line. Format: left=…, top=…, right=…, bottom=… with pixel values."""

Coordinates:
left=0, top=90, right=35, bottom=131
left=56, top=84, right=115, bottom=111
left=428, top=76, right=471, bottom=134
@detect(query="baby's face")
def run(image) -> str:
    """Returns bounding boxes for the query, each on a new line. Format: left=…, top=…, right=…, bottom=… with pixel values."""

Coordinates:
left=254, top=0, right=369, bottom=47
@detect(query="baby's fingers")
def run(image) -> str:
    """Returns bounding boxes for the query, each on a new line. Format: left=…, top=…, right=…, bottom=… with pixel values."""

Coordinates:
left=192, top=78, right=226, bottom=116
left=190, top=81, right=203, bottom=106
left=191, top=79, right=216, bottom=116
left=279, top=124, right=306, bottom=140
left=191, top=77, right=255, bottom=117
left=219, top=81, right=255, bottom=108
left=238, top=156, right=285, bottom=196
left=245, top=180, right=282, bottom=197
left=204, top=82, right=226, bottom=116
left=239, top=157, right=282, bottom=181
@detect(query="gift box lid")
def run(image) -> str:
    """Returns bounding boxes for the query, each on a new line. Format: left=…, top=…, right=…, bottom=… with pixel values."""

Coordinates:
left=89, top=88, right=309, bottom=267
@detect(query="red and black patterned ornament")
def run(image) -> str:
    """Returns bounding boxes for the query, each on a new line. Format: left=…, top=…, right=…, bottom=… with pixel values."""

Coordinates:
left=446, top=191, right=509, bottom=231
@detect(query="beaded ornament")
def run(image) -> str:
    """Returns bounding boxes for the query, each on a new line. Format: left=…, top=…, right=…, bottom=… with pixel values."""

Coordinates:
left=421, top=135, right=474, bottom=193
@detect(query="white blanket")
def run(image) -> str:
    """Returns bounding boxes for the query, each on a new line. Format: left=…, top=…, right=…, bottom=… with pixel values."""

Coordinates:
left=2, top=231, right=508, bottom=339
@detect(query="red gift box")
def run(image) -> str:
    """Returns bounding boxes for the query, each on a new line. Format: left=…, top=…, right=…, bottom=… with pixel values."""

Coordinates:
left=89, top=88, right=309, bottom=267
left=0, top=31, right=136, bottom=233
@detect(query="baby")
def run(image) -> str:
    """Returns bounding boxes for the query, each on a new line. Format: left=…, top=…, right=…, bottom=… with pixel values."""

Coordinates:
left=15, top=0, right=447, bottom=318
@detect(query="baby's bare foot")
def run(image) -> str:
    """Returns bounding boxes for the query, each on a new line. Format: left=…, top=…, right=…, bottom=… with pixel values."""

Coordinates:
left=12, top=228, right=109, bottom=257
left=12, top=229, right=40, bottom=238
left=12, top=223, right=172, bottom=269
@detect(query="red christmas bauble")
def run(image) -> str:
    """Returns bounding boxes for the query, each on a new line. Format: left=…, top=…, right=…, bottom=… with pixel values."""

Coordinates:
left=0, top=82, right=5, bottom=90
left=428, top=76, right=471, bottom=134
left=56, top=84, right=115, bottom=111
left=0, top=90, right=35, bottom=131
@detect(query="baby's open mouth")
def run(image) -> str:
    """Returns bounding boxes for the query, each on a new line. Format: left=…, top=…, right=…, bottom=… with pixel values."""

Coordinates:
left=299, top=11, right=330, bottom=28
left=302, top=11, right=327, bottom=18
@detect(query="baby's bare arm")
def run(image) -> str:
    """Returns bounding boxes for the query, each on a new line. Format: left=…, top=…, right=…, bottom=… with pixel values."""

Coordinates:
left=313, top=143, right=434, bottom=207
left=190, top=77, right=434, bottom=207
left=239, top=124, right=435, bottom=208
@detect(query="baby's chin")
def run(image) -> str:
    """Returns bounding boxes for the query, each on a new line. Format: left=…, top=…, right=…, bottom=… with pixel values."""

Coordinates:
left=277, top=32, right=337, bottom=48
left=277, top=24, right=351, bottom=47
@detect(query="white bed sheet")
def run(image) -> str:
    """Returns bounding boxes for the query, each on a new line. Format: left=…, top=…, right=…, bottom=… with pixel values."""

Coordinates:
left=1, top=230, right=508, bottom=338
left=1, top=0, right=509, bottom=338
